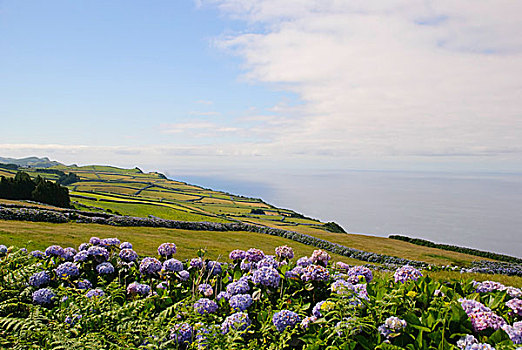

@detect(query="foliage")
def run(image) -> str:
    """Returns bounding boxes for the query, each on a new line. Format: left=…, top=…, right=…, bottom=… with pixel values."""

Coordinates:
left=324, top=221, right=347, bottom=233
left=0, top=241, right=521, bottom=349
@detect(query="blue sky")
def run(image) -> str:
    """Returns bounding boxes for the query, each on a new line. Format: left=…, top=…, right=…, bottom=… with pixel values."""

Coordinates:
left=1, top=0, right=521, bottom=174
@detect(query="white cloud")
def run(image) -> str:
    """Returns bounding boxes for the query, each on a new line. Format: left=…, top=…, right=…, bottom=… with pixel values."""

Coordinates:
left=199, top=0, right=522, bottom=165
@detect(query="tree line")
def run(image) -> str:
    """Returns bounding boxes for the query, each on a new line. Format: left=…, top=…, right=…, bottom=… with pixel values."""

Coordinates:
left=0, top=171, right=70, bottom=208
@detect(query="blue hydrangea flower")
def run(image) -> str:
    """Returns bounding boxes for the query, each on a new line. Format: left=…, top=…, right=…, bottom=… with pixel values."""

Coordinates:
left=190, top=257, right=204, bottom=269
left=194, top=298, right=219, bottom=314
left=198, top=283, right=213, bottom=297
left=275, top=245, right=294, bottom=260
left=475, top=280, right=506, bottom=293
left=178, top=270, right=190, bottom=281
left=379, top=316, right=407, bottom=338
left=240, top=259, right=252, bottom=271
left=221, top=312, right=251, bottom=334
left=96, top=262, right=115, bottom=274
left=163, top=258, right=183, bottom=272
left=300, top=316, right=317, bottom=330
left=301, top=264, right=330, bottom=282
left=310, top=249, right=331, bottom=266
left=101, top=237, right=120, bottom=247
left=29, top=271, right=51, bottom=288
left=312, top=300, right=335, bottom=317
left=78, top=243, right=89, bottom=251
left=86, top=288, right=105, bottom=298
left=158, top=242, right=177, bottom=257
left=64, top=314, right=82, bottom=325
left=207, top=261, right=222, bottom=276
left=62, top=247, right=77, bottom=261
left=252, top=266, right=280, bottom=288
left=394, top=265, right=422, bottom=283
left=170, top=323, right=192, bottom=345
left=256, top=257, right=279, bottom=269
left=119, top=248, right=138, bottom=262
left=217, top=291, right=230, bottom=301
left=229, top=249, right=246, bottom=261
left=127, top=282, right=151, bottom=296
left=45, top=245, right=64, bottom=257
left=285, top=267, right=303, bottom=280
left=55, top=262, right=80, bottom=279
left=73, top=251, right=89, bottom=262
left=347, top=266, right=373, bottom=283
left=335, top=261, right=351, bottom=272
left=296, top=256, right=312, bottom=267
left=226, top=279, right=250, bottom=296
left=506, top=298, right=522, bottom=316
left=87, top=246, right=109, bottom=261
left=139, top=257, right=162, bottom=275
left=31, top=250, right=44, bottom=258
left=32, top=288, right=55, bottom=305
left=89, top=237, right=101, bottom=245
left=229, top=294, right=253, bottom=311
left=245, top=248, right=265, bottom=263
left=77, top=279, right=92, bottom=290
left=0, top=245, right=7, bottom=255
left=119, top=241, right=133, bottom=249
left=272, top=310, right=301, bottom=332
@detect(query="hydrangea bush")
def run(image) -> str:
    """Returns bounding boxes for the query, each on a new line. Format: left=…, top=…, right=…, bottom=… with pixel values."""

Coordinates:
left=0, top=239, right=521, bottom=349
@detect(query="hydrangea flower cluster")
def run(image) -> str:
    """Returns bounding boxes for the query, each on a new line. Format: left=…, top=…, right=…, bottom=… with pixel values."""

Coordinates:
left=272, top=310, right=301, bottom=332
left=139, top=257, right=162, bottom=275
left=170, top=322, right=192, bottom=345
left=301, top=264, right=330, bottom=282
left=256, top=256, right=279, bottom=269
left=312, top=300, right=335, bottom=317
left=506, top=287, right=522, bottom=298
left=229, top=249, right=246, bottom=261
left=347, top=266, right=373, bottom=283
left=119, top=241, right=132, bottom=249
left=32, top=288, right=55, bottom=305
left=78, top=243, right=89, bottom=251
left=178, top=270, right=190, bottom=281
left=506, top=298, right=522, bottom=316
left=501, top=322, right=522, bottom=345
left=458, top=298, right=491, bottom=314
left=285, top=267, right=302, bottom=279
left=64, top=314, right=82, bottom=325
left=87, top=246, right=109, bottom=261
left=297, top=256, right=312, bottom=267
left=300, top=316, right=317, bottom=330
left=310, top=249, right=331, bottom=266
left=194, top=298, right=219, bottom=314
left=89, top=237, right=101, bottom=245
left=119, top=249, right=138, bottom=262
left=207, top=261, right=222, bottom=275
left=163, top=258, right=183, bottom=272
left=62, top=247, right=77, bottom=261
left=96, top=262, right=115, bottom=274
left=198, top=283, right=213, bottom=297
left=217, top=291, right=230, bottom=301
left=252, top=266, right=280, bottom=288
left=30, top=250, right=44, bottom=258
left=229, top=294, right=253, bottom=311
left=335, top=261, right=351, bottom=272
left=245, top=248, right=265, bottom=263
left=29, top=271, right=50, bottom=288
left=55, top=262, right=80, bottom=279
left=86, top=288, right=105, bottom=298
left=77, top=279, right=92, bottom=290
left=101, top=238, right=120, bottom=247
left=394, top=265, right=422, bottom=283
left=275, top=245, right=294, bottom=260
left=157, top=242, right=176, bottom=257
left=221, top=312, right=251, bottom=333
left=476, top=280, right=506, bottom=293
left=0, top=244, right=7, bottom=255
left=73, top=251, right=89, bottom=262
left=457, top=335, right=479, bottom=349
left=190, top=257, right=204, bottom=269
left=378, top=316, right=407, bottom=338
left=45, top=245, right=64, bottom=257
left=240, top=259, right=252, bottom=271
left=226, top=279, right=250, bottom=295
left=468, top=311, right=506, bottom=332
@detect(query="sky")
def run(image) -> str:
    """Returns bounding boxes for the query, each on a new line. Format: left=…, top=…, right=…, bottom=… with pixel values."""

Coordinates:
left=1, top=0, right=522, bottom=175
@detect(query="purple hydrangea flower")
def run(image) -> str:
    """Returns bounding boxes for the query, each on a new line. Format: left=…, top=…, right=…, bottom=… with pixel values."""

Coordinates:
left=73, top=251, right=89, bottom=262
left=89, top=237, right=101, bottom=245
left=457, top=335, right=479, bottom=349
left=55, top=262, right=80, bottom=279
left=163, top=258, right=184, bottom=272
left=301, top=264, right=330, bottom=282
left=335, top=261, right=351, bottom=272
left=139, top=257, right=162, bottom=275
left=198, top=283, right=213, bottom=297
left=194, top=298, right=219, bottom=314
left=217, top=291, right=231, bottom=301
left=285, top=266, right=303, bottom=279
left=127, top=282, right=151, bottom=296
left=275, top=245, right=294, bottom=260
left=207, top=261, right=222, bottom=276
left=229, top=294, right=253, bottom=311
left=77, top=279, right=92, bottom=290
left=245, top=248, right=265, bottom=263
left=506, top=287, right=522, bottom=298
left=226, top=279, right=250, bottom=296
left=310, top=250, right=331, bottom=267
left=0, top=245, right=7, bottom=255
left=379, top=316, right=407, bottom=338
left=312, top=300, right=335, bottom=317
left=96, top=262, right=115, bottom=274
left=87, top=246, right=109, bottom=261
left=32, top=288, right=55, bottom=305
left=101, top=237, right=120, bottom=247
left=394, top=265, right=422, bottom=283
left=252, top=266, right=280, bottom=288
left=62, top=247, right=77, bottom=261
left=119, top=241, right=133, bottom=249
left=221, top=312, right=251, bottom=334
left=45, top=245, right=64, bottom=258
left=158, top=242, right=177, bottom=257
left=30, top=250, right=44, bottom=258
left=273, top=310, right=301, bottom=332
left=458, top=298, right=491, bottom=314
left=300, top=316, right=317, bottom=329
left=178, top=270, right=190, bottom=281
left=229, top=249, right=246, bottom=261
left=476, top=280, right=506, bottom=293
left=297, top=256, right=312, bottom=267
left=170, top=323, right=192, bottom=345
left=78, top=243, right=89, bottom=251
left=501, top=322, right=522, bottom=345
left=119, top=248, right=138, bottom=262
left=347, top=266, right=373, bottom=283
left=29, top=271, right=51, bottom=288
left=468, top=311, right=506, bottom=332
left=256, top=256, right=279, bottom=269
left=190, top=257, right=205, bottom=269
left=86, top=288, right=105, bottom=298
left=506, top=298, right=522, bottom=316
left=240, top=259, right=252, bottom=271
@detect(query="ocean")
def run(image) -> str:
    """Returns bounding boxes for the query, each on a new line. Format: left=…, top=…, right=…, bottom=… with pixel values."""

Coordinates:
left=172, top=169, right=522, bottom=258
